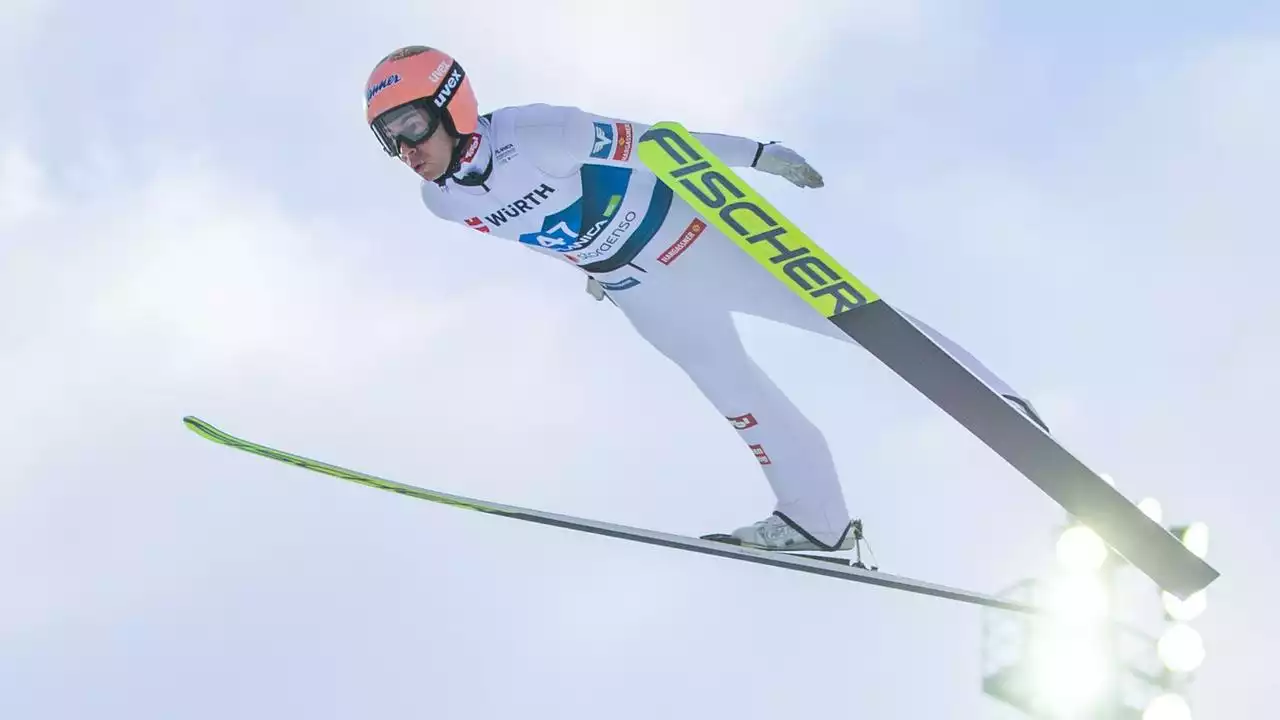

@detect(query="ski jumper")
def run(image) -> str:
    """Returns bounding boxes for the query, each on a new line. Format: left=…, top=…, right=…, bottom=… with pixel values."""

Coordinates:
left=418, top=103, right=1035, bottom=547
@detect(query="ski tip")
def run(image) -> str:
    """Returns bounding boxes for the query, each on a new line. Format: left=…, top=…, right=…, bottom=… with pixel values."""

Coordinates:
left=182, top=415, right=222, bottom=441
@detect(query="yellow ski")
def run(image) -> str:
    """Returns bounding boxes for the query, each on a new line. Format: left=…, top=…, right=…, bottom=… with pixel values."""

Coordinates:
left=636, top=121, right=1218, bottom=600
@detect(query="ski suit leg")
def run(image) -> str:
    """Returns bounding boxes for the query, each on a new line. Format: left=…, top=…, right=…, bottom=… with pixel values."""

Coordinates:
left=602, top=276, right=850, bottom=545
left=589, top=199, right=1046, bottom=545
left=590, top=206, right=850, bottom=546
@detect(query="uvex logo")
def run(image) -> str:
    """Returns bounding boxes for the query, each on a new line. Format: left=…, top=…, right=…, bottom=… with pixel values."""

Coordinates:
left=428, top=59, right=450, bottom=83
left=433, top=67, right=463, bottom=108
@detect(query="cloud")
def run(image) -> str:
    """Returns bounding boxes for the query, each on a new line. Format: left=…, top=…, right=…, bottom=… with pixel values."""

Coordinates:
left=0, top=0, right=53, bottom=65
left=0, top=144, right=54, bottom=228
left=386, top=0, right=944, bottom=134
left=0, top=0, right=57, bottom=148
left=0, top=142, right=605, bottom=666
left=0, top=148, right=474, bottom=513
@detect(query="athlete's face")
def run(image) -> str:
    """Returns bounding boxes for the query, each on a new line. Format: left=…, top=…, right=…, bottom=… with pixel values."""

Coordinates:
left=398, top=123, right=456, bottom=181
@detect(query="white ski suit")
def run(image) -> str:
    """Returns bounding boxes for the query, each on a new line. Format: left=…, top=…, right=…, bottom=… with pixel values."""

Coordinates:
left=416, top=103, right=1036, bottom=548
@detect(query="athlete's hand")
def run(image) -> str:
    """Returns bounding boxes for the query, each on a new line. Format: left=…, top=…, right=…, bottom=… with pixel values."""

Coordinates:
left=753, top=142, right=824, bottom=188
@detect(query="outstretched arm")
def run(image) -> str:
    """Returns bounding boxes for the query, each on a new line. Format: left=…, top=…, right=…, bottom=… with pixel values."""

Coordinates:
left=515, top=104, right=823, bottom=188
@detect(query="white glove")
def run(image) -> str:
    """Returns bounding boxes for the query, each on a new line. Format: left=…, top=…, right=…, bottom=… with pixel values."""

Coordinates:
left=753, top=142, right=824, bottom=188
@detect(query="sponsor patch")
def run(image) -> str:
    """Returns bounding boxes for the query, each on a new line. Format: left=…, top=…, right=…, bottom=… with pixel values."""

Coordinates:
left=658, top=218, right=706, bottom=265
left=483, top=183, right=558, bottom=229
left=590, top=122, right=615, bottom=159
left=598, top=276, right=640, bottom=291
left=727, top=413, right=758, bottom=430
left=460, top=134, right=481, bottom=164
left=750, top=443, right=772, bottom=465
left=612, top=122, right=634, bottom=161
left=590, top=121, right=635, bottom=161
left=365, top=74, right=400, bottom=102
left=465, top=216, right=490, bottom=233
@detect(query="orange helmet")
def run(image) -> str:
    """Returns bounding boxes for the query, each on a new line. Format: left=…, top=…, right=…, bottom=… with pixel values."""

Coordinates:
left=364, top=45, right=479, bottom=159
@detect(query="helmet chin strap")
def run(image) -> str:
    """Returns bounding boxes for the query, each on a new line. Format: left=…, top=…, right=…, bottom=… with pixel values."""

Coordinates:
left=436, top=132, right=493, bottom=187
left=428, top=136, right=461, bottom=185
left=446, top=134, right=469, bottom=175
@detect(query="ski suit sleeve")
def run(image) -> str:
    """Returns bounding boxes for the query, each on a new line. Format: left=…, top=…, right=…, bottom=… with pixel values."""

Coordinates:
left=514, top=104, right=764, bottom=177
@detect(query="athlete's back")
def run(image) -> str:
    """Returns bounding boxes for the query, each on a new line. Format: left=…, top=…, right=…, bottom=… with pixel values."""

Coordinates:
left=419, top=102, right=769, bottom=273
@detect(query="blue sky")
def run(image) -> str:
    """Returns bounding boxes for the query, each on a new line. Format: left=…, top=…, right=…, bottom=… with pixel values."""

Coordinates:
left=3, top=1, right=1277, bottom=718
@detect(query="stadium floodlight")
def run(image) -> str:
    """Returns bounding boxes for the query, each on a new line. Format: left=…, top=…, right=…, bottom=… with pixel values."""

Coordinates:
left=1180, top=522, right=1209, bottom=559
left=1162, top=589, right=1207, bottom=622
left=1030, top=569, right=1111, bottom=715
left=1056, top=524, right=1109, bottom=572
left=1144, top=692, right=1192, bottom=720
left=1044, top=571, right=1109, bottom=623
left=1031, top=627, right=1109, bottom=715
left=980, top=486, right=1211, bottom=719
left=1157, top=623, right=1205, bottom=673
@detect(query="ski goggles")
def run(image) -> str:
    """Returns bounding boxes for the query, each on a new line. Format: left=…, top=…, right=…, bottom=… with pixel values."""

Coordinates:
left=370, top=101, right=441, bottom=157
